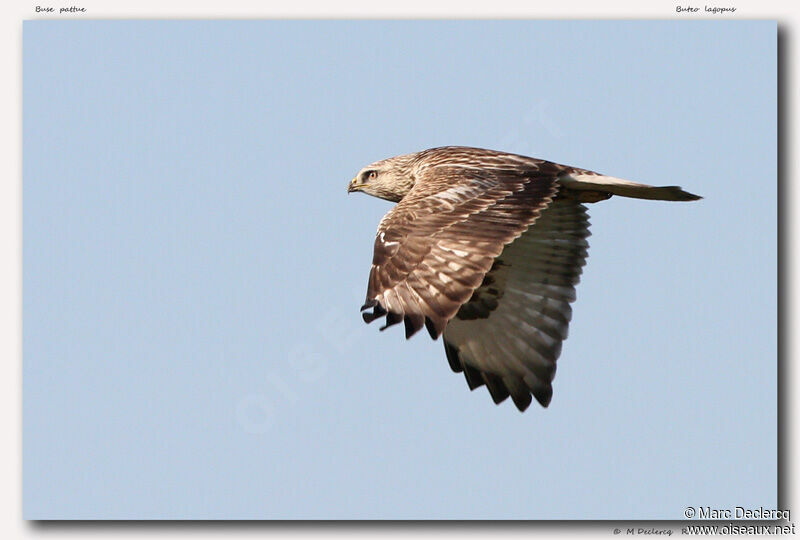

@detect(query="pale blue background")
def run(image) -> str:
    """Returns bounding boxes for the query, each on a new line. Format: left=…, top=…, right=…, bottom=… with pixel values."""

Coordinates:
left=23, top=21, right=776, bottom=519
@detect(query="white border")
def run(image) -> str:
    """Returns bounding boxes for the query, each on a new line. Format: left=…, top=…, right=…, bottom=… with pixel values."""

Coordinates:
left=3, top=1, right=795, bottom=538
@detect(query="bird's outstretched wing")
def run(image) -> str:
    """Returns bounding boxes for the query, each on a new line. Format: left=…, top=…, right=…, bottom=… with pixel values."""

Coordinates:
left=361, top=159, right=565, bottom=340
left=442, top=199, right=591, bottom=410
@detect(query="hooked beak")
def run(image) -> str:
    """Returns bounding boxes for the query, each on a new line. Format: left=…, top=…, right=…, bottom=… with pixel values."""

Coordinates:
left=347, top=177, right=361, bottom=194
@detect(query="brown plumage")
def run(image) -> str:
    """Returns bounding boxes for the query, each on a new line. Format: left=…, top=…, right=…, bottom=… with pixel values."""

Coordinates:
left=348, top=146, right=701, bottom=411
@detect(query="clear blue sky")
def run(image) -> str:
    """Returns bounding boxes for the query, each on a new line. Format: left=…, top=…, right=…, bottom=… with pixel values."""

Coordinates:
left=23, top=20, right=776, bottom=519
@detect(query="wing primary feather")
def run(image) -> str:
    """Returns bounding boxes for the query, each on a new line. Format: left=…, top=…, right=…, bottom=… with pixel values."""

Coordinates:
left=462, top=364, right=485, bottom=390
left=380, top=311, right=403, bottom=331
left=503, top=376, right=533, bottom=412
left=360, top=299, right=378, bottom=312
left=395, top=283, right=427, bottom=338
left=403, top=316, right=417, bottom=339
left=424, top=316, right=446, bottom=340
left=481, top=372, right=511, bottom=404
left=362, top=303, right=387, bottom=324
left=443, top=340, right=463, bottom=372
left=531, top=383, right=553, bottom=408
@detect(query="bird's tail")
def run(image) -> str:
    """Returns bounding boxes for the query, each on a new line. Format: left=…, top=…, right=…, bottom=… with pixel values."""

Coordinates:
left=559, top=172, right=702, bottom=202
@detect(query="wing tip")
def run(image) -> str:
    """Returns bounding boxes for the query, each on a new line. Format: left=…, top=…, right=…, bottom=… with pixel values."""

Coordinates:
left=424, top=316, right=446, bottom=340
left=443, top=340, right=462, bottom=372
left=668, top=187, right=703, bottom=201
left=360, top=299, right=378, bottom=312
left=462, top=364, right=485, bottom=390
left=361, top=302, right=387, bottom=324
left=481, top=372, right=511, bottom=405
left=404, top=314, right=425, bottom=339
left=361, top=299, right=434, bottom=341
left=532, top=384, right=553, bottom=408
left=379, top=311, right=403, bottom=331
left=511, top=394, right=533, bottom=412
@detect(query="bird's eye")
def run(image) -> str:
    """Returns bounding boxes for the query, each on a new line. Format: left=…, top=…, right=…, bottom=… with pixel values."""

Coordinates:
left=367, top=170, right=378, bottom=181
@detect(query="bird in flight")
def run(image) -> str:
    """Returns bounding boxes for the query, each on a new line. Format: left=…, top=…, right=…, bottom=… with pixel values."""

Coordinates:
left=347, top=146, right=700, bottom=411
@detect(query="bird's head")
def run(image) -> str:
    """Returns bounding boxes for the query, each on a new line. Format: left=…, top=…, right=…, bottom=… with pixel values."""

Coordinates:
left=347, top=153, right=417, bottom=203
